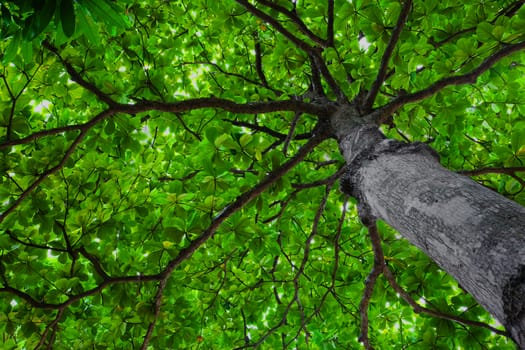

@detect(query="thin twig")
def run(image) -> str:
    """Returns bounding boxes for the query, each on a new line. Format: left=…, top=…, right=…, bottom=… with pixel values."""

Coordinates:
left=256, top=0, right=327, bottom=47
left=141, top=131, right=329, bottom=349
left=371, top=40, right=525, bottom=124
left=43, top=41, right=118, bottom=107
left=235, top=0, right=315, bottom=52
left=326, top=0, right=335, bottom=47
left=359, top=220, right=384, bottom=350
left=382, top=265, right=508, bottom=337
left=364, top=0, right=413, bottom=111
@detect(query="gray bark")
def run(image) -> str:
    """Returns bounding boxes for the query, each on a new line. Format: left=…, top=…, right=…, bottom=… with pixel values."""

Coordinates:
left=331, top=107, right=525, bottom=348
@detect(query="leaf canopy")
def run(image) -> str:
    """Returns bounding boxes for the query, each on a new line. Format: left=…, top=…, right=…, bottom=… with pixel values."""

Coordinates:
left=0, top=0, right=524, bottom=349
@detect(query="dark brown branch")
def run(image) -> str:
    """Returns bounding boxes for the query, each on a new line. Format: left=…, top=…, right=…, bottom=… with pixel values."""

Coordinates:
left=43, top=41, right=118, bottom=107
left=372, top=40, right=525, bottom=124
left=382, top=266, right=508, bottom=337
left=0, top=130, right=88, bottom=224
left=364, top=0, right=412, bottom=111
left=359, top=221, right=384, bottom=350
left=235, top=0, right=315, bottom=52
left=1, top=99, right=331, bottom=150
left=5, top=229, right=68, bottom=252
left=225, top=119, right=311, bottom=140
left=36, top=308, right=65, bottom=350
left=0, top=286, right=60, bottom=309
left=78, top=247, right=110, bottom=280
left=0, top=271, right=163, bottom=310
left=457, top=166, right=525, bottom=176
left=307, top=53, right=326, bottom=97
left=183, top=60, right=282, bottom=95
left=253, top=33, right=270, bottom=88
left=310, top=50, right=347, bottom=102
left=141, top=131, right=329, bottom=349
left=255, top=0, right=327, bottom=47
left=282, top=112, right=301, bottom=156
left=123, top=97, right=335, bottom=117
left=432, top=1, right=524, bottom=47
left=326, top=0, right=334, bottom=47
left=164, top=128, right=327, bottom=276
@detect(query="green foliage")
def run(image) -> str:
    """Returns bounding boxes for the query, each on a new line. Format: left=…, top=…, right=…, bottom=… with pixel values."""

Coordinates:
left=0, top=0, right=524, bottom=349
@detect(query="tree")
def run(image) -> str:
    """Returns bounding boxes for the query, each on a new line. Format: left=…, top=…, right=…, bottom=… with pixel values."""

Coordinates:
left=1, top=0, right=524, bottom=348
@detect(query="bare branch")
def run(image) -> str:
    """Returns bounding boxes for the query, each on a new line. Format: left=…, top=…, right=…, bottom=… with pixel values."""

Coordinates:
left=372, top=41, right=525, bottom=124
left=364, top=0, right=413, bottom=111
left=35, top=308, right=65, bottom=350
left=236, top=0, right=346, bottom=102
left=307, top=53, right=326, bottom=97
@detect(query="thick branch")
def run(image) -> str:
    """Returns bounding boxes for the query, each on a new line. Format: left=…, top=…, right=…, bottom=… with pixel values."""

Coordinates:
left=123, top=98, right=335, bottom=117
left=372, top=40, right=525, bottom=124
left=0, top=99, right=331, bottom=150
left=364, top=0, right=412, bottom=111
left=458, top=166, right=525, bottom=177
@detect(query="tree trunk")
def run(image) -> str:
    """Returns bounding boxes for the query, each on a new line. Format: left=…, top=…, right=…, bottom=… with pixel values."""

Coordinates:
left=331, top=107, right=525, bottom=348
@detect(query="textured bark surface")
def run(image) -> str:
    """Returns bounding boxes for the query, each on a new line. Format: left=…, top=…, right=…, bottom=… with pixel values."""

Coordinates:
left=332, top=112, right=525, bottom=347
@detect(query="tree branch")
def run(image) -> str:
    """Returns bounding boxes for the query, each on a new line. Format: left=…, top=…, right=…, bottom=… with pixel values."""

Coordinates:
left=359, top=220, right=384, bottom=350
left=255, top=0, right=327, bottom=47
left=253, top=32, right=270, bottom=89
left=123, top=97, right=335, bottom=117
left=235, top=0, right=315, bottom=52
left=457, top=166, right=525, bottom=177
left=43, top=41, right=118, bottom=107
left=364, top=0, right=412, bottom=111
left=371, top=40, right=525, bottom=124
left=0, top=130, right=89, bottom=224
left=382, top=266, right=509, bottom=337
left=141, top=131, right=329, bottom=349
left=326, top=0, right=335, bottom=47
left=310, top=50, right=347, bottom=102
left=233, top=2, right=346, bottom=102
left=0, top=99, right=331, bottom=150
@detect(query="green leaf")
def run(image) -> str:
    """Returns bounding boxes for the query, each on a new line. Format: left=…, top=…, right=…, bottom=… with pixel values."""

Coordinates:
left=60, top=0, right=76, bottom=37
left=82, top=0, right=129, bottom=30
left=511, top=121, right=525, bottom=152
left=23, top=0, right=57, bottom=40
